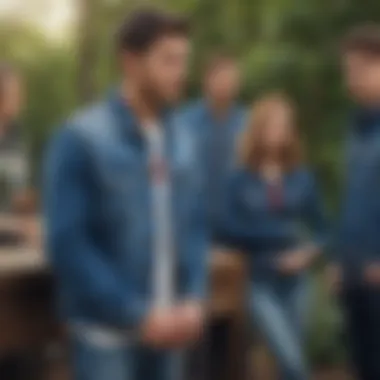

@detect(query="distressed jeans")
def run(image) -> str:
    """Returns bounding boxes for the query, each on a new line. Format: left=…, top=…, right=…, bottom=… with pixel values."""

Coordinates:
left=250, top=275, right=310, bottom=380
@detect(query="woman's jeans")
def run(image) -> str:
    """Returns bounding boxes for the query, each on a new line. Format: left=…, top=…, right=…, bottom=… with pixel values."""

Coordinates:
left=250, top=275, right=310, bottom=380
left=70, top=329, right=183, bottom=380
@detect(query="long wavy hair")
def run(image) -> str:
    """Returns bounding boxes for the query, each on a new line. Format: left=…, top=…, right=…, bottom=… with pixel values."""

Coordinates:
left=238, top=92, right=304, bottom=172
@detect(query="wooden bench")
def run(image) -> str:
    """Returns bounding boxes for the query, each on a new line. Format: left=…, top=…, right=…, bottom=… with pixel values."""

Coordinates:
left=0, top=215, right=55, bottom=379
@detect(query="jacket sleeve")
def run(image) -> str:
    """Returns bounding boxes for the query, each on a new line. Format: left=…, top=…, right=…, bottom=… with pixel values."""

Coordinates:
left=216, top=174, right=253, bottom=248
left=217, top=172, right=299, bottom=252
left=182, top=186, right=209, bottom=300
left=303, top=173, right=330, bottom=252
left=180, top=121, right=209, bottom=300
left=43, top=127, right=147, bottom=327
left=217, top=174, right=268, bottom=248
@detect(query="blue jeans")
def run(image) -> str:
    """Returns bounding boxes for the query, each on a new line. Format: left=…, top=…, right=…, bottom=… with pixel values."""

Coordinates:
left=250, top=275, right=310, bottom=380
left=70, top=332, right=183, bottom=380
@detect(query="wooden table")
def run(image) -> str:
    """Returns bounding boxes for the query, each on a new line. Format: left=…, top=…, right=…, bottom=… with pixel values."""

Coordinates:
left=0, top=246, right=51, bottom=353
left=0, top=248, right=46, bottom=276
left=0, top=215, right=55, bottom=380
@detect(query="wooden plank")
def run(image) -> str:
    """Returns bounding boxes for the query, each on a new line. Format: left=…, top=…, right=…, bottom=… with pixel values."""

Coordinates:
left=0, top=248, right=46, bottom=276
left=0, top=214, right=46, bottom=276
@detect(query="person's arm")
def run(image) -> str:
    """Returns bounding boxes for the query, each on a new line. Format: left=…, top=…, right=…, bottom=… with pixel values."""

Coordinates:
left=182, top=185, right=209, bottom=301
left=180, top=122, right=209, bottom=301
left=43, top=127, right=147, bottom=328
left=216, top=173, right=249, bottom=247
left=271, top=173, right=330, bottom=275
left=278, top=173, right=328, bottom=273
left=300, top=173, right=330, bottom=261
left=217, top=173, right=286, bottom=250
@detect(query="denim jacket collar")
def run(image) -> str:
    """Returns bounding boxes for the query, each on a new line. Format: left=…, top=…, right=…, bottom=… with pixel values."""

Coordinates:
left=107, top=87, right=173, bottom=146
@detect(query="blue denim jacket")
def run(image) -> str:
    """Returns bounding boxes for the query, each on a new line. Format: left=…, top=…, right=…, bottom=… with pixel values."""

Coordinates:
left=336, top=109, right=380, bottom=282
left=43, top=91, right=208, bottom=329
left=217, top=167, right=328, bottom=277
left=177, top=100, right=246, bottom=226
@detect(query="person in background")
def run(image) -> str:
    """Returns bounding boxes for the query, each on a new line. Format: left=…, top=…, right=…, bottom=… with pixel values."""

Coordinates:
left=0, top=63, right=41, bottom=380
left=179, top=52, right=245, bottom=231
left=44, top=9, right=208, bottom=380
left=329, top=25, right=380, bottom=380
left=218, top=94, right=328, bottom=380
left=0, top=62, right=31, bottom=218
left=178, top=52, right=245, bottom=380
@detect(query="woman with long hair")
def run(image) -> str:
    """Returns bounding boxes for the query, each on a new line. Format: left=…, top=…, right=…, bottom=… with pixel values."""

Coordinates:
left=217, top=93, right=329, bottom=380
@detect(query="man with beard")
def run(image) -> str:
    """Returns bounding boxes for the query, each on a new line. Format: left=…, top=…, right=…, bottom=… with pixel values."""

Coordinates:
left=44, top=9, right=208, bottom=380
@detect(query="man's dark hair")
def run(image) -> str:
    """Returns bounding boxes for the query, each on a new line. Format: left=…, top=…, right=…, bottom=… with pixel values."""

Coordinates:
left=116, top=9, right=190, bottom=53
left=342, top=24, right=380, bottom=56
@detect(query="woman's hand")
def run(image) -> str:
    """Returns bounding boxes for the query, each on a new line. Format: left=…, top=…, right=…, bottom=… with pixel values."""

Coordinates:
left=277, top=247, right=317, bottom=275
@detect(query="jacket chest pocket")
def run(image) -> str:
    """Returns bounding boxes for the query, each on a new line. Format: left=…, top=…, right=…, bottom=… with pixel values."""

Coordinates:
left=102, top=163, right=136, bottom=192
left=97, top=146, right=144, bottom=188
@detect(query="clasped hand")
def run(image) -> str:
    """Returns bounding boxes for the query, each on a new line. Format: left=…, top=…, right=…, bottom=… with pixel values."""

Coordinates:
left=140, top=301, right=204, bottom=349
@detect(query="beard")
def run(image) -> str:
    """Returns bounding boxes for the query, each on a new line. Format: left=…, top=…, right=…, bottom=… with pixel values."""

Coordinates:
left=140, top=79, right=167, bottom=111
left=141, top=75, right=184, bottom=108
